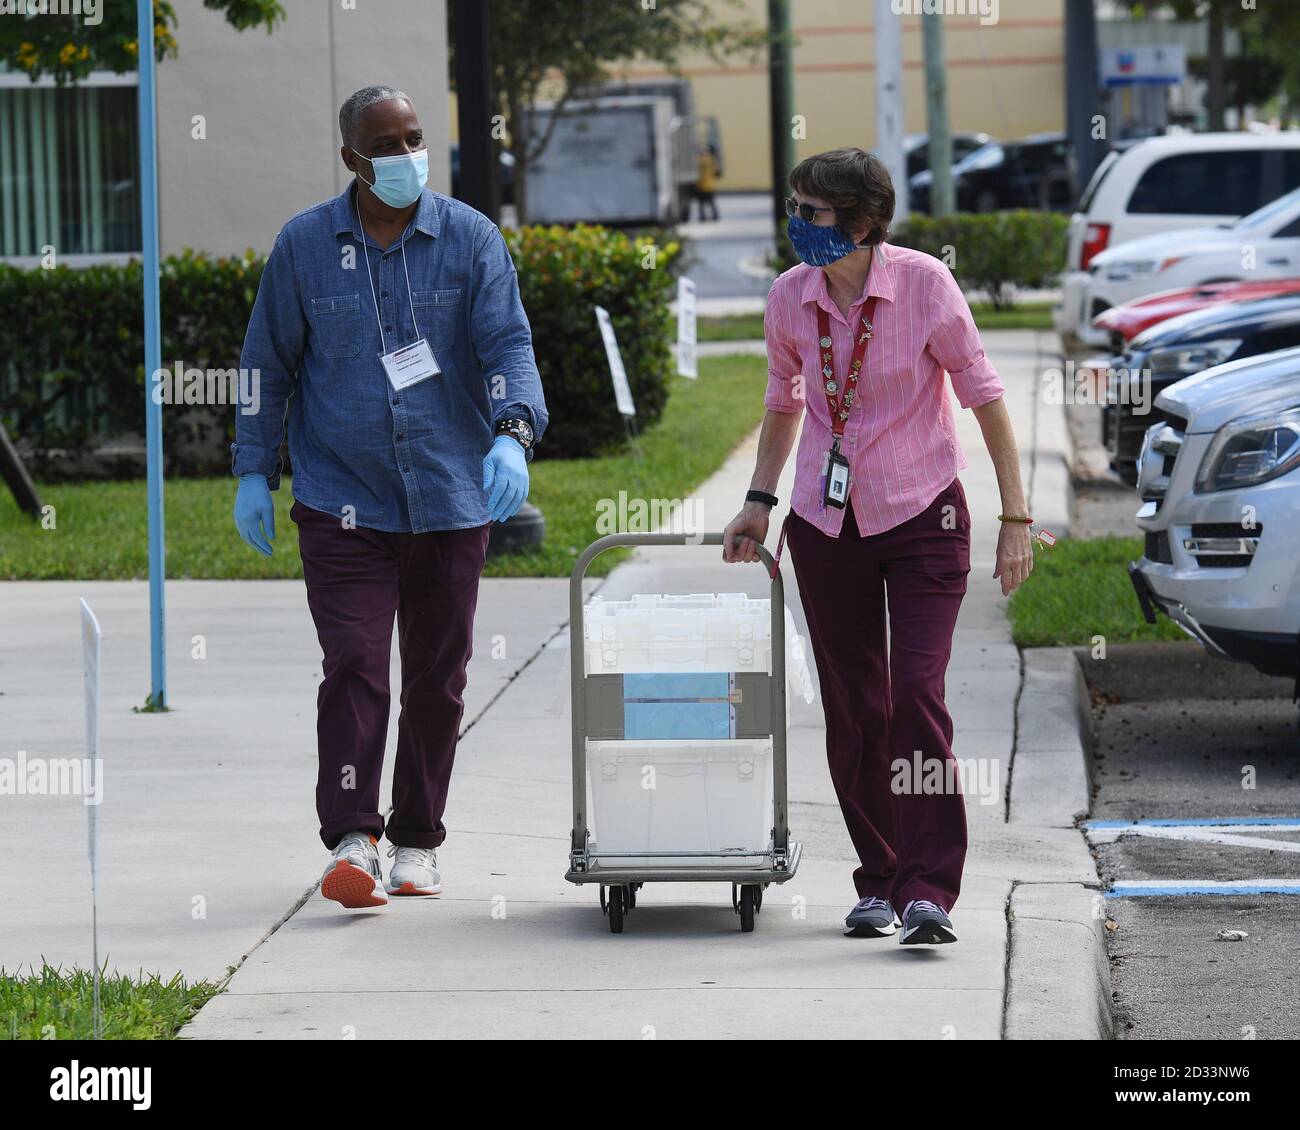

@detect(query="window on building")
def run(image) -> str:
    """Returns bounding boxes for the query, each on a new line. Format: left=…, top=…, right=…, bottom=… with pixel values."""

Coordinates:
left=0, top=73, right=140, bottom=259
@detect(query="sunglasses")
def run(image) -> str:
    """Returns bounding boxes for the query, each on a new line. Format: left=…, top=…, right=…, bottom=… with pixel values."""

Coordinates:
left=784, top=196, right=835, bottom=223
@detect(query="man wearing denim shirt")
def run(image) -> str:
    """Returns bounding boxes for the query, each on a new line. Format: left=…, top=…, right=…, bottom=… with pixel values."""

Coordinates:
left=231, top=86, right=547, bottom=910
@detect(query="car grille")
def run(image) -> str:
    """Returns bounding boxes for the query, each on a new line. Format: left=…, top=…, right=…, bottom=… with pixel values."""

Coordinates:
left=1144, top=530, right=1173, bottom=564
left=1184, top=522, right=1261, bottom=569
left=1139, top=422, right=1257, bottom=568
left=1137, top=421, right=1185, bottom=515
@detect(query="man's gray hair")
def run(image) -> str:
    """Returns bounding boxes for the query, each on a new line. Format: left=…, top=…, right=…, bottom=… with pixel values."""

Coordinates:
left=339, top=85, right=412, bottom=147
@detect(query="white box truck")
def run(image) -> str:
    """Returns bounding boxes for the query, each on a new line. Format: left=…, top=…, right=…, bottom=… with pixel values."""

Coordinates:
left=524, top=95, right=685, bottom=226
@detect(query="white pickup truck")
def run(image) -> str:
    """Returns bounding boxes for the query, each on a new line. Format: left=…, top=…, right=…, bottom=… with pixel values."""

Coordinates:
left=1129, top=346, right=1300, bottom=683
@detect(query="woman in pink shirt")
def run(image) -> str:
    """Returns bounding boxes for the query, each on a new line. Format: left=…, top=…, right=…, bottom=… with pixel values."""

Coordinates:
left=722, top=148, right=1034, bottom=946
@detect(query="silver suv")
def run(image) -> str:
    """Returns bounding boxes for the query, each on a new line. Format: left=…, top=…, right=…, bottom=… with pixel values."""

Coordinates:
left=1129, top=346, right=1300, bottom=680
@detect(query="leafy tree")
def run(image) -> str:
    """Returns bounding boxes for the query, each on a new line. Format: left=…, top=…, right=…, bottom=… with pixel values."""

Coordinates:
left=0, top=0, right=284, bottom=83
left=1187, top=51, right=1285, bottom=124
left=450, top=0, right=766, bottom=222
left=1120, top=1, right=1300, bottom=130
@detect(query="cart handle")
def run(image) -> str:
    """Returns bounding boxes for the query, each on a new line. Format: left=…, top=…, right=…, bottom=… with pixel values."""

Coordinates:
left=567, top=533, right=789, bottom=861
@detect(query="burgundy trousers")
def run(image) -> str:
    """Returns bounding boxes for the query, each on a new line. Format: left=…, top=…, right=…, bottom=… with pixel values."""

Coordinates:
left=291, top=499, right=489, bottom=851
left=785, top=477, right=971, bottom=913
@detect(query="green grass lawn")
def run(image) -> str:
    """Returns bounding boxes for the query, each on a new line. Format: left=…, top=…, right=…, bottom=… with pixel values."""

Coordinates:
left=1008, top=534, right=1189, bottom=648
left=0, top=354, right=767, bottom=581
left=697, top=302, right=1054, bottom=343
left=968, top=301, right=1056, bottom=331
left=696, top=313, right=767, bottom=342
left=0, top=964, right=219, bottom=1040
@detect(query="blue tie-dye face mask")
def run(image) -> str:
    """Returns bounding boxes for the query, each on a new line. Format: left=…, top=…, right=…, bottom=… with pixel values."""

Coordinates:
left=787, top=213, right=862, bottom=267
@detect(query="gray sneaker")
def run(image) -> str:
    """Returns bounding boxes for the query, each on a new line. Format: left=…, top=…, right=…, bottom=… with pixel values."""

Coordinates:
left=900, top=899, right=957, bottom=945
left=843, top=896, right=901, bottom=937
left=386, top=844, right=442, bottom=896
left=321, top=831, right=388, bottom=909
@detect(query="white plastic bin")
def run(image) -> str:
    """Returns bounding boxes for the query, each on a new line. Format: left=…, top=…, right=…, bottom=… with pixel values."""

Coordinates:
left=587, top=739, right=773, bottom=869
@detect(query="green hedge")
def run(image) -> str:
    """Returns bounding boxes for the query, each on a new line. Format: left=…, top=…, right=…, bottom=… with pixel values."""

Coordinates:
left=0, top=224, right=680, bottom=477
left=889, top=210, right=1068, bottom=310
left=504, top=224, right=680, bottom=457
left=0, top=251, right=262, bottom=478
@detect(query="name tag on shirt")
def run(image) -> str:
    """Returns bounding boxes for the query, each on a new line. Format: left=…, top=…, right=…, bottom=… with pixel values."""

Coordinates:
left=380, top=338, right=440, bottom=391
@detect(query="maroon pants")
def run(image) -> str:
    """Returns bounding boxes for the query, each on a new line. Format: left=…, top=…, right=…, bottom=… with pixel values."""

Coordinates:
left=785, top=477, right=971, bottom=913
left=291, top=500, right=489, bottom=851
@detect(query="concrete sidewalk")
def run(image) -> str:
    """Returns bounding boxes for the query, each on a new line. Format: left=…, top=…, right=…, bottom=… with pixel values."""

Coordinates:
left=2, top=330, right=1103, bottom=1039
left=0, top=576, right=583, bottom=984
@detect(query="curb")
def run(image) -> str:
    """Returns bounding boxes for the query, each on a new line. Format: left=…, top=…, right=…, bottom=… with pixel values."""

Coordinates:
left=1004, top=647, right=1113, bottom=1040
left=1010, top=647, right=1093, bottom=826
left=1005, top=882, right=1115, bottom=1040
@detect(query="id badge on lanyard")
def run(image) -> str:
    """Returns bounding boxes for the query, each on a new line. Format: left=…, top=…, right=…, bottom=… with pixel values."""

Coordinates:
left=817, top=298, right=876, bottom=512
left=380, top=338, right=440, bottom=391
left=822, top=444, right=850, bottom=509
left=358, top=200, right=440, bottom=392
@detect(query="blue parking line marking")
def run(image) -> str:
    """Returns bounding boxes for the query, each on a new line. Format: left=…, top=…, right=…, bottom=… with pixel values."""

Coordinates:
left=1085, top=817, right=1300, bottom=830
left=1109, top=880, right=1300, bottom=897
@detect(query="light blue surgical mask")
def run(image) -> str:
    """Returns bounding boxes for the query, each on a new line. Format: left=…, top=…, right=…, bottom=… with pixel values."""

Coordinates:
left=351, top=147, right=428, bottom=208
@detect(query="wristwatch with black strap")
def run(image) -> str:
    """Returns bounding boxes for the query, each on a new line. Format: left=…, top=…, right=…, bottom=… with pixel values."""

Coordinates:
left=495, top=416, right=534, bottom=452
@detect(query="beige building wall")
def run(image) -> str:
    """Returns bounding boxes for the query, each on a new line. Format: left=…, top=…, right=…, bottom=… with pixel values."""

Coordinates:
left=606, top=0, right=1066, bottom=191
left=156, top=0, right=451, bottom=258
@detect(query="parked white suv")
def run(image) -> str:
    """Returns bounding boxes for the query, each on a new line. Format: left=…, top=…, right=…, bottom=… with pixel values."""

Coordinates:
left=1056, top=133, right=1300, bottom=350
left=1086, top=185, right=1300, bottom=318
left=1129, top=346, right=1300, bottom=680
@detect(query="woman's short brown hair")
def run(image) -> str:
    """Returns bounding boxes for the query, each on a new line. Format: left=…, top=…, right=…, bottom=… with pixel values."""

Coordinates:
left=789, top=147, right=896, bottom=247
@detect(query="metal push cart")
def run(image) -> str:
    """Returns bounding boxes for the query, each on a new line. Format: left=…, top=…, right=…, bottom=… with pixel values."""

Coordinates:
left=564, top=532, right=802, bottom=932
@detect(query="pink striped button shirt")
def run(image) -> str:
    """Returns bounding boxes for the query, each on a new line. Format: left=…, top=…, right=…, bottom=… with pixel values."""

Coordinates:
left=764, top=242, right=1005, bottom=536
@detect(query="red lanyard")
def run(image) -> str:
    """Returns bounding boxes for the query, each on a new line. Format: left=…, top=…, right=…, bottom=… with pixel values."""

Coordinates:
left=816, top=296, right=878, bottom=445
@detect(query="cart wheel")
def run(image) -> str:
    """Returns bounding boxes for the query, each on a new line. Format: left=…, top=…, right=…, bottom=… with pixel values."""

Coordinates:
left=625, top=884, right=637, bottom=910
left=608, top=885, right=625, bottom=933
left=753, top=884, right=763, bottom=913
left=738, top=885, right=755, bottom=932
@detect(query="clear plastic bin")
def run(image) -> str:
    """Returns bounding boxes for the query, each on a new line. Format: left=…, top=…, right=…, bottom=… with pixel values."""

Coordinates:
left=582, top=593, right=814, bottom=705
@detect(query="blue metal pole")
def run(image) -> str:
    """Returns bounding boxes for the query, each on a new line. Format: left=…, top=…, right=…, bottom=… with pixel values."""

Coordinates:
left=137, top=0, right=166, bottom=707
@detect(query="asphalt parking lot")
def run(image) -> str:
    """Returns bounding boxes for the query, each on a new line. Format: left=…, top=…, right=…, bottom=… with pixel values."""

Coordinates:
left=1078, top=643, right=1300, bottom=1040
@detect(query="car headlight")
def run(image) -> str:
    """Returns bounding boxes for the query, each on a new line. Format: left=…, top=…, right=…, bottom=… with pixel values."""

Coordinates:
left=1147, top=338, right=1242, bottom=376
left=1195, top=405, right=1300, bottom=492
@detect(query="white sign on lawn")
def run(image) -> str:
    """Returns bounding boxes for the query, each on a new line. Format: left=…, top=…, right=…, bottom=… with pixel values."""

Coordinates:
left=594, top=305, right=636, bottom=417
left=676, top=276, right=698, bottom=379
left=80, top=597, right=104, bottom=1039
left=81, top=599, right=102, bottom=859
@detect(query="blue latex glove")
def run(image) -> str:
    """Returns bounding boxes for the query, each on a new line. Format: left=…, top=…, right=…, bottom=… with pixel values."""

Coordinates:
left=482, top=435, right=529, bottom=523
left=233, top=473, right=276, bottom=556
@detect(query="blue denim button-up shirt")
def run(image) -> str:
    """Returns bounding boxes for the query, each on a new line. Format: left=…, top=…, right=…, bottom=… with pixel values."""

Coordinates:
left=232, top=182, right=547, bottom=532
